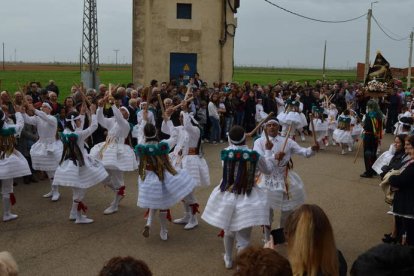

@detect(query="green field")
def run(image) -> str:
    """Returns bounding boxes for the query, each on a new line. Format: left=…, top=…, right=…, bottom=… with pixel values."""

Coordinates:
left=0, top=66, right=356, bottom=102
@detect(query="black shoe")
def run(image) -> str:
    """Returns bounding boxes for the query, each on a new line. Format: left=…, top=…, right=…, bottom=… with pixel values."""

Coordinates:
left=360, top=172, right=373, bottom=178
left=23, top=176, right=31, bottom=185
left=382, top=235, right=397, bottom=243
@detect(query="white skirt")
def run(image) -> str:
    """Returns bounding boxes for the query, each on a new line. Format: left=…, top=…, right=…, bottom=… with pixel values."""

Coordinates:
left=0, top=150, right=31, bottom=179
left=372, top=150, right=394, bottom=174
left=277, top=112, right=288, bottom=124
left=352, top=125, right=363, bottom=137
left=257, top=171, right=306, bottom=211
left=137, top=169, right=196, bottom=210
left=285, top=112, right=303, bottom=127
left=181, top=155, right=210, bottom=187
left=90, top=142, right=138, bottom=171
left=30, top=140, right=63, bottom=171
left=201, top=185, right=270, bottom=232
left=53, top=155, right=108, bottom=188
left=333, top=129, right=353, bottom=144
left=298, top=113, right=308, bottom=129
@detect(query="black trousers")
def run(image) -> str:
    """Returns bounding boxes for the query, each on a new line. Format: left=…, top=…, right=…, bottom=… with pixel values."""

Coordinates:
left=363, top=134, right=378, bottom=175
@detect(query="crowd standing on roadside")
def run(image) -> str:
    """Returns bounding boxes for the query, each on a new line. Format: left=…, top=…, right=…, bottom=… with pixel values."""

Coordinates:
left=1, top=75, right=414, bottom=275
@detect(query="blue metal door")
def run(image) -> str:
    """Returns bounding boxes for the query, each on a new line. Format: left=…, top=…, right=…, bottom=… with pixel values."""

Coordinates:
left=170, top=53, right=197, bottom=85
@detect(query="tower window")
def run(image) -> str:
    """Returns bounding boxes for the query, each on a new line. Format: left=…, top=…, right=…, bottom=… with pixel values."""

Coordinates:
left=177, top=3, right=192, bottom=19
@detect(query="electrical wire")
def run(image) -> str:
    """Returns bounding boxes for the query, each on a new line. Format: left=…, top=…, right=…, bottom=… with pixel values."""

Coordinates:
left=372, top=15, right=410, bottom=41
left=264, top=0, right=367, bottom=23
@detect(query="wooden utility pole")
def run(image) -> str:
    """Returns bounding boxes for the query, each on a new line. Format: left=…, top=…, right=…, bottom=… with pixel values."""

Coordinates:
left=407, top=31, right=413, bottom=89
left=322, top=40, right=327, bottom=81
left=364, top=8, right=373, bottom=81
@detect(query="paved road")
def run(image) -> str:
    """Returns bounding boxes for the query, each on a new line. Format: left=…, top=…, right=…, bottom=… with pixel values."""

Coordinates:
left=1, top=134, right=393, bottom=275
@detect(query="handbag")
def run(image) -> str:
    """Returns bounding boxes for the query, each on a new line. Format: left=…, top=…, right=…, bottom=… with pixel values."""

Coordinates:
left=379, top=169, right=400, bottom=205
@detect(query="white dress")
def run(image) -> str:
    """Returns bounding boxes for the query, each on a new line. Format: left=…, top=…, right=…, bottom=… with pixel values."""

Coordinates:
left=161, top=113, right=210, bottom=187
left=0, top=112, right=31, bottom=179
left=311, top=118, right=328, bottom=143
left=201, top=145, right=273, bottom=232
left=333, top=115, right=353, bottom=144
left=253, top=135, right=314, bottom=211
left=327, top=109, right=338, bottom=130
left=136, top=142, right=196, bottom=210
left=90, top=106, right=137, bottom=171
left=53, top=114, right=108, bottom=188
left=23, top=110, right=63, bottom=171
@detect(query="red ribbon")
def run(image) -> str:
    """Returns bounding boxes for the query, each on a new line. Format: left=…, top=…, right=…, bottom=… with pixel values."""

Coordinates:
left=10, top=193, right=16, bottom=206
left=161, top=209, right=172, bottom=222
left=144, top=209, right=150, bottom=219
left=76, top=201, right=88, bottom=212
left=189, top=203, right=200, bottom=215
left=117, top=186, right=126, bottom=196
left=217, top=229, right=225, bottom=238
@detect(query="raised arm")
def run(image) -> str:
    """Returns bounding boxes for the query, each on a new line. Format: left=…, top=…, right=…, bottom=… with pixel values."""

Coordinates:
left=96, top=107, right=112, bottom=129
left=112, top=105, right=129, bottom=129
left=182, top=112, right=200, bottom=138
left=34, top=109, right=56, bottom=126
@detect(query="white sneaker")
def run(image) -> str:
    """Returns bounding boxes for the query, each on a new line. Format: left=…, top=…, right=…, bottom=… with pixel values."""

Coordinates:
left=341, top=149, right=345, bottom=155
left=223, top=255, right=233, bottom=269
left=325, top=142, right=329, bottom=147
left=3, top=213, right=18, bottom=222
left=160, top=229, right=168, bottom=241
left=103, top=204, right=118, bottom=215
left=173, top=213, right=190, bottom=224
left=43, top=191, right=53, bottom=198
left=300, top=134, right=305, bottom=141
left=348, top=146, right=352, bottom=152
left=184, top=216, right=198, bottom=230
left=51, top=192, right=60, bottom=202
left=75, top=214, right=94, bottom=224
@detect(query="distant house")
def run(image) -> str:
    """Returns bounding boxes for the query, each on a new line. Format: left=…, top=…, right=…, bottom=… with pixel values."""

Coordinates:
left=132, top=0, right=239, bottom=86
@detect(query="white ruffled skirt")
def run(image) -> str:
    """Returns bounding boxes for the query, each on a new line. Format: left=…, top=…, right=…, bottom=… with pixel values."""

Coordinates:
left=137, top=169, right=196, bottom=210
left=170, top=154, right=210, bottom=187
left=30, top=140, right=63, bottom=171
left=90, top=142, right=138, bottom=171
left=257, top=171, right=306, bottom=211
left=53, top=155, right=108, bottom=188
left=201, top=185, right=270, bottom=232
left=0, top=150, right=31, bottom=179
left=333, top=129, right=353, bottom=144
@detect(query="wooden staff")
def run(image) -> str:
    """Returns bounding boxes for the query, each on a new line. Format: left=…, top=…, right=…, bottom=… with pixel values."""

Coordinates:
left=16, top=81, right=28, bottom=105
left=281, top=124, right=293, bottom=152
left=353, top=138, right=363, bottom=164
left=74, top=82, right=92, bottom=106
left=246, top=112, right=274, bottom=137
left=309, top=113, right=318, bottom=146
left=172, top=97, right=194, bottom=111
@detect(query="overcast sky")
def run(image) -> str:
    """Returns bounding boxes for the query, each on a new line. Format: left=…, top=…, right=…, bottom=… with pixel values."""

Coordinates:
left=1, top=0, right=413, bottom=69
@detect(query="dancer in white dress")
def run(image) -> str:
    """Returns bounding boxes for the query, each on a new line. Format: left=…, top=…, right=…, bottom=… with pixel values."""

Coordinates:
left=202, top=125, right=274, bottom=269
left=53, top=104, right=109, bottom=224
left=333, top=109, right=353, bottom=155
left=23, top=102, right=63, bottom=201
left=0, top=106, right=31, bottom=221
left=253, top=118, right=319, bottom=242
left=326, top=104, right=338, bottom=146
left=136, top=123, right=196, bottom=241
left=161, top=103, right=210, bottom=230
left=90, top=97, right=138, bottom=214
left=309, top=106, right=328, bottom=149
left=277, top=98, right=303, bottom=140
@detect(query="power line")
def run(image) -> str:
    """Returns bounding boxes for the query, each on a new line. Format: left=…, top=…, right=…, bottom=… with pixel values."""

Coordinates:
left=264, top=0, right=367, bottom=23
left=372, top=15, right=410, bottom=41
